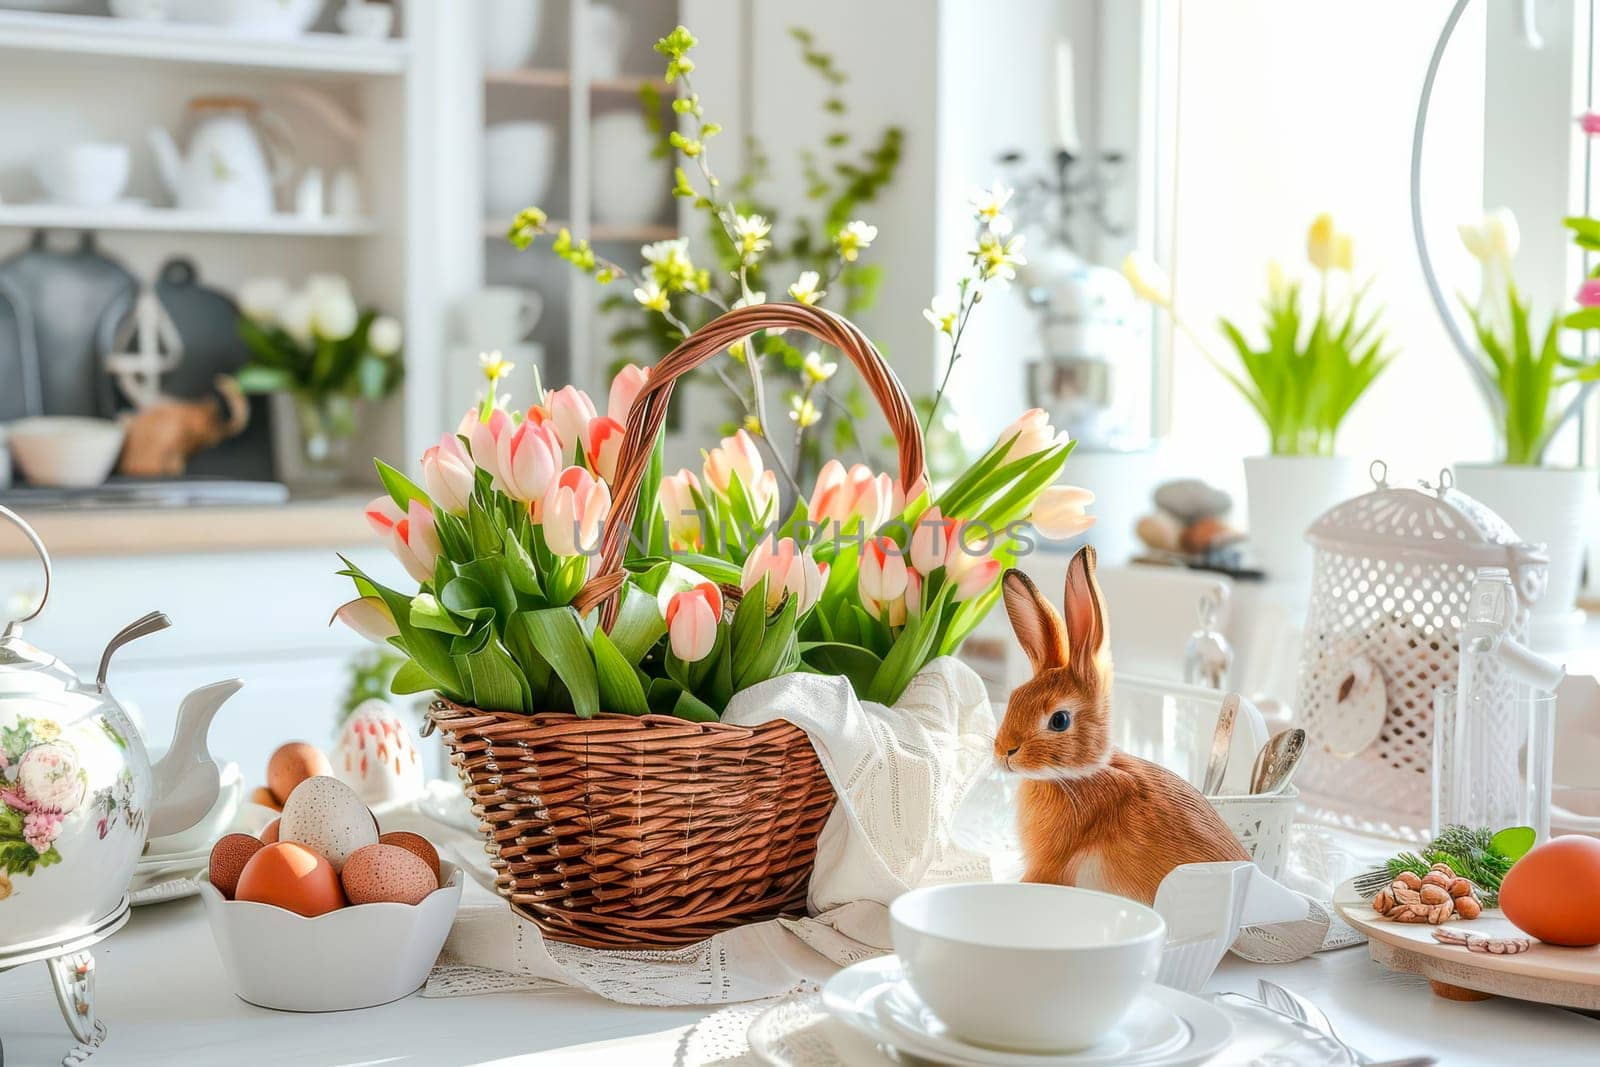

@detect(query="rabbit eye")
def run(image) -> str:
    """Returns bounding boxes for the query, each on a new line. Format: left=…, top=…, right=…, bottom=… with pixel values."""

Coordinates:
left=1047, top=709, right=1072, bottom=732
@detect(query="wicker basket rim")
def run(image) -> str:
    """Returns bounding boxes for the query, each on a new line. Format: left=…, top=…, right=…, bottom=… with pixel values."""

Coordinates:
left=427, top=695, right=808, bottom=738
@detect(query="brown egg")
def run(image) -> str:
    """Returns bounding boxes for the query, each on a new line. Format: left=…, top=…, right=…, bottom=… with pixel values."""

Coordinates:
left=236, top=842, right=345, bottom=917
left=209, top=833, right=266, bottom=900
left=341, top=843, right=438, bottom=906
left=260, top=818, right=281, bottom=844
left=1500, top=836, right=1600, bottom=947
left=378, top=831, right=440, bottom=882
left=250, top=786, right=283, bottom=812
left=268, top=742, right=333, bottom=806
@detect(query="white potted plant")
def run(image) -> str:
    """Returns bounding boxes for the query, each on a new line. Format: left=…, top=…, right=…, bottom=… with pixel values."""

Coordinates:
left=1452, top=208, right=1599, bottom=624
left=1124, top=213, right=1394, bottom=582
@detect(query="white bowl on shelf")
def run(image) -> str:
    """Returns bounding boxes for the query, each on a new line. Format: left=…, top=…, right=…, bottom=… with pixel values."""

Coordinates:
left=484, top=121, right=556, bottom=218
left=199, top=862, right=463, bottom=1011
left=7, top=416, right=125, bottom=488
left=165, top=0, right=325, bottom=37
left=591, top=110, right=669, bottom=227
left=34, top=142, right=131, bottom=209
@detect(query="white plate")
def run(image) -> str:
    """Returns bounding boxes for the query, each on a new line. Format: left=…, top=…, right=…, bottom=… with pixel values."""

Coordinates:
left=749, top=993, right=894, bottom=1066
left=822, top=956, right=1232, bottom=1067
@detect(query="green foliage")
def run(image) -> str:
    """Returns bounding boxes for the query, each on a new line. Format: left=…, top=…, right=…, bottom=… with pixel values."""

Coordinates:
left=1215, top=279, right=1392, bottom=456
left=236, top=313, right=401, bottom=407
left=340, top=649, right=406, bottom=722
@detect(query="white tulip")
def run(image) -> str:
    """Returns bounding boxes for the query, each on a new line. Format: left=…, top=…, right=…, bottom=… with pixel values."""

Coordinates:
left=279, top=292, right=314, bottom=346
left=311, top=286, right=359, bottom=341
left=369, top=315, right=403, bottom=356
left=238, top=277, right=289, bottom=324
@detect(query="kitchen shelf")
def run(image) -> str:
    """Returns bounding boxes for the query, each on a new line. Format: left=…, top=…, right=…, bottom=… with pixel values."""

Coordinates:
left=483, top=218, right=678, bottom=242
left=485, top=67, right=670, bottom=96
left=0, top=204, right=378, bottom=238
left=0, top=10, right=409, bottom=78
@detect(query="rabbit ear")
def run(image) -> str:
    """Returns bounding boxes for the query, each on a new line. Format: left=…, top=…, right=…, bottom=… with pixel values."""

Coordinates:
left=1003, top=568, right=1067, bottom=673
left=1062, top=546, right=1108, bottom=676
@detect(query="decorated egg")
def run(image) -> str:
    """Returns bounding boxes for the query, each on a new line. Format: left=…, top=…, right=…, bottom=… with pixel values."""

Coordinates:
left=379, top=831, right=440, bottom=882
left=333, top=699, right=425, bottom=806
left=268, top=741, right=333, bottom=806
left=1499, top=835, right=1600, bottom=947
left=279, top=776, right=378, bottom=873
left=235, top=842, right=345, bottom=917
left=341, top=842, right=438, bottom=905
left=209, top=833, right=266, bottom=900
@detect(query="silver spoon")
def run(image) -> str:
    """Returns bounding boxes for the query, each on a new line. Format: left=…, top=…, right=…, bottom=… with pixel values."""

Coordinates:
left=1202, top=692, right=1240, bottom=795
left=1249, top=728, right=1307, bottom=794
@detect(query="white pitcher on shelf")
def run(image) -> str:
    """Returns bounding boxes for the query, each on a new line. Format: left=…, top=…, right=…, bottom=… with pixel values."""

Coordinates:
left=149, top=96, right=293, bottom=217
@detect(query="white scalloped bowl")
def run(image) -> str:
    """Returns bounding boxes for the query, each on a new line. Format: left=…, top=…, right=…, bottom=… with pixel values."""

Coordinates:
left=199, top=862, right=462, bottom=1011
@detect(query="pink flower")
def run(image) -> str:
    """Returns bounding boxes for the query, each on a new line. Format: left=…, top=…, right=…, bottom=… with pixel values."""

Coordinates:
left=998, top=408, right=1067, bottom=463
left=908, top=506, right=958, bottom=575
left=586, top=416, right=626, bottom=485
left=944, top=524, right=1001, bottom=603
left=548, top=385, right=599, bottom=461
left=1578, top=278, right=1600, bottom=308
left=458, top=406, right=512, bottom=482
left=23, top=809, right=63, bottom=853
left=904, top=569, right=924, bottom=623
left=741, top=536, right=825, bottom=612
left=1581, top=112, right=1600, bottom=136
left=389, top=499, right=442, bottom=584
left=808, top=460, right=894, bottom=532
left=858, top=536, right=909, bottom=620
left=658, top=468, right=705, bottom=549
left=544, top=466, right=612, bottom=558
left=1031, top=485, right=1097, bottom=540
left=607, top=363, right=650, bottom=424
left=497, top=418, right=563, bottom=505
left=664, top=582, right=723, bottom=662
left=365, top=495, right=404, bottom=539
left=331, top=596, right=400, bottom=644
left=15, top=744, right=83, bottom=816
left=703, top=429, right=765, bottom=496
left=421, top=433, right=475, bottom=515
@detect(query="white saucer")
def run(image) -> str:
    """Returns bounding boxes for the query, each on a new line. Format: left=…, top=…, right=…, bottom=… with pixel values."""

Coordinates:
left=822, top=956, right=1232, bottom=1067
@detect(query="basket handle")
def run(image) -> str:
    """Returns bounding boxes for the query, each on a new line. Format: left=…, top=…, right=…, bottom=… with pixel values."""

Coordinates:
left=574, top=302, right=926, bottom=625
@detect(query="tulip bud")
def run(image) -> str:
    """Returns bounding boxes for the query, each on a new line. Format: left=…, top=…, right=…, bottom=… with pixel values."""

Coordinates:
left=741, top=536, right=825, bottom=613
left=547, top=385, right=599, bottom=462
left=586, top=416, right=625, bottom=485
left=658, top=468, right=705, bottom=550
left=944, top=524, right=1001, bottom=603
left=1031, top=485, right=1097, bottom=541
left=365, top=495, right=404, bottom=539
left=543, top=466, right=612, bottom=559
left=858, top=536, right=909, bottom=620
left=703, top=429, right=765, bottom=496
left=331, top=597, right=399, bottom=643
left=389, top=499, right=442, bottom=585
left=664, top=582, right=723, bottom=662
left=458, top=405, right=511, bottom=483
left=998, top=409, right=1066, bottom=463
left=421, top=433, right=474, bottom=515
left=497, top=419, right=563, bottom=504
left=607, top=363, right=650, bottom=424
left=909, top=506, right=958, bottom=575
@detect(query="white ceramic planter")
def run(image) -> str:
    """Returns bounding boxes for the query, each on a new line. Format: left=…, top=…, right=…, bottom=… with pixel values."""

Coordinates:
left=1454, top=463, right=1594, bottom=620
left=1243, top=454, right=1364, bottom=585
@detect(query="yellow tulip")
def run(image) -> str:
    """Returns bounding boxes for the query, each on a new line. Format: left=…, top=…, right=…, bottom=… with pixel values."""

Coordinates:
left=1121, top=252, right=1172, bottom=308
left=1306, top=213, right=1337, bottom=271
left=1334, top=233, right=1354, bottom=272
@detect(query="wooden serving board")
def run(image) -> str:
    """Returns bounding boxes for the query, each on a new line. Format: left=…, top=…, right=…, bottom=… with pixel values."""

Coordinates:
left=1333, top=877, right=1600, bottom=1009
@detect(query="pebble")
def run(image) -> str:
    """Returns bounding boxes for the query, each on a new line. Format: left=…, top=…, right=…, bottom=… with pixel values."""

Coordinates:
left=1154, top=478, right=1233, bottom=523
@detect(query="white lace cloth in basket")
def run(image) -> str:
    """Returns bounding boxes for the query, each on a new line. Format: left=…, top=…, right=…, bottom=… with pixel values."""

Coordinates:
left=424, top=657, right=997, bottom=1006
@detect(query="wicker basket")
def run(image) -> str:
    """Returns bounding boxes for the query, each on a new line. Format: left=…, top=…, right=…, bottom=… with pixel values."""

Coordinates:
left=426, top=302, right=927, bottom=949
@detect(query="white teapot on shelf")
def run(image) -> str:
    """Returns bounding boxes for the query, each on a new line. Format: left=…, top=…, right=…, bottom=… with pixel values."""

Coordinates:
left=148, top=96, right=292, bottom=217
left=0, top=505, right=239, bottom=1044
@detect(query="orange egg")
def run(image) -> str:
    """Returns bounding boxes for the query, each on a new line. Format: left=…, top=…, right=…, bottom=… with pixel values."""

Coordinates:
left=235, top=842, right=345, bottom=917
left=341, top=843, right=438, bottom=906
left=1499, top=835, right=1600, bottom=947
left=209, top=833, right=266, bottom=900
left=250, top=786, right=282, bottom=812
left=267, top=742, right=333, bottom=806
left=261, top=818, right=280, bottom=844
left=379, top=831, right=440, bottom=882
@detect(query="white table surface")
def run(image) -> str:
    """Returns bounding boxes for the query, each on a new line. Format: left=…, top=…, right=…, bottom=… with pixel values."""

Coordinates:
left=4, top=880, right=1599, bottom=1067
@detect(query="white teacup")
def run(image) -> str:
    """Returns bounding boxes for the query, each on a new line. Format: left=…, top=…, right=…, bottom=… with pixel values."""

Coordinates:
left=889, top=882, right=1166, bottom=1053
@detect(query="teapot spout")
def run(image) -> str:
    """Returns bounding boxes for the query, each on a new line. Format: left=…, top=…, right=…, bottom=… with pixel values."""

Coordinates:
left=146, top=679, right=241, bottom=839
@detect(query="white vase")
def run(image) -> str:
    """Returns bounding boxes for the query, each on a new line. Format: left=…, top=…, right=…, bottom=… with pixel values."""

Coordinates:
left=1453, top=462, right=1594, bottom=621
left=1243, top=454, right=1365, bottom=585
left=591, top=110, right=669, bottom=226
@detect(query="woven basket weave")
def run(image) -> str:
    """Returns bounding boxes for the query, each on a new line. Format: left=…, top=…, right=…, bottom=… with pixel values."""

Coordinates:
left=427, top=302, right=927, bottom=948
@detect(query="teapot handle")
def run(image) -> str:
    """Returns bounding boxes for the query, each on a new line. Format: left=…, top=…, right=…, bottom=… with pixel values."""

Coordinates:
left=255, top=108, right=297, bottom=189
left=0, top=504, right=51, bottom=635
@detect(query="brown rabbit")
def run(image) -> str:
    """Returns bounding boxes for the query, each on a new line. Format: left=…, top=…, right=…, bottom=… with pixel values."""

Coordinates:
left=997, top=546, right=1249, bottom=905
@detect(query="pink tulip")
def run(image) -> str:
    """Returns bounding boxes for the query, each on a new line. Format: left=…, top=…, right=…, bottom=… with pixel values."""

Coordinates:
left=943, top=523, right=1001, bottom=602
left=608, top=363, right=650, bottom=424
left=741, top=536, right=825, bottom=612
left=389, top=499, right=442, bottom=584
left=331, top=596, right=399, bottom=643
left=1578, top=278, right=1600, bottom=308
left=658, top=468, right=705, bottom=549
left=703, top=429, right=765, bottom=496
left=664, top=582, right=723, bottom=662
left=808, top=460, right=894, bottom=533
left=365, top=495, right=404, bottom=539
left=421, top=433, right=475, bottom=515
left=543, top=466, right=612, bottom=558
left=586, top=416, right=626, bottom=484
left=1031, top=485, right=1097, bottom=540
left=904, top=568, right=924, bottom=623
left=547, top=385, right=598, bottom=461
left=1581, top=112, right=1600, bottom=136
left=457, top=406, right=511, bottom=482
left=497, top=418, right=563, bottom=505
left=909, top=506, right=959, bottom=575
left=998, top=408, right=1067, bottom=463
left=858, top=535, right=909, bottom=620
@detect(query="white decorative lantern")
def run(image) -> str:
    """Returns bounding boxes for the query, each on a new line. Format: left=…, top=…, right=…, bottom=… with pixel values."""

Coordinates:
left=1294, top=464, right=1547, bottom=839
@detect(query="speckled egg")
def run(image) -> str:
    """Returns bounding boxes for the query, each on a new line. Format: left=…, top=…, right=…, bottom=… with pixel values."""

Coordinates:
left=236, top=841, right=345, bottom=917
left=379, top=831, right=440, bottom=882
left=341, top=843, right=438, bottom=905
left=279, top=776, right=378, bottom=873
left=333, top=700, right=426, bottom=806
left=260, top=818, right=280, bottom=844
left=209, top=833, right=267, bottom=900
left=268, top=741, right=333, bottom=806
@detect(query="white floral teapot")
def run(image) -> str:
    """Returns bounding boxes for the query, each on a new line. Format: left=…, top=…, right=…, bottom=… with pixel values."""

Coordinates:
left=0, top=504, right=238, bottom=1044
